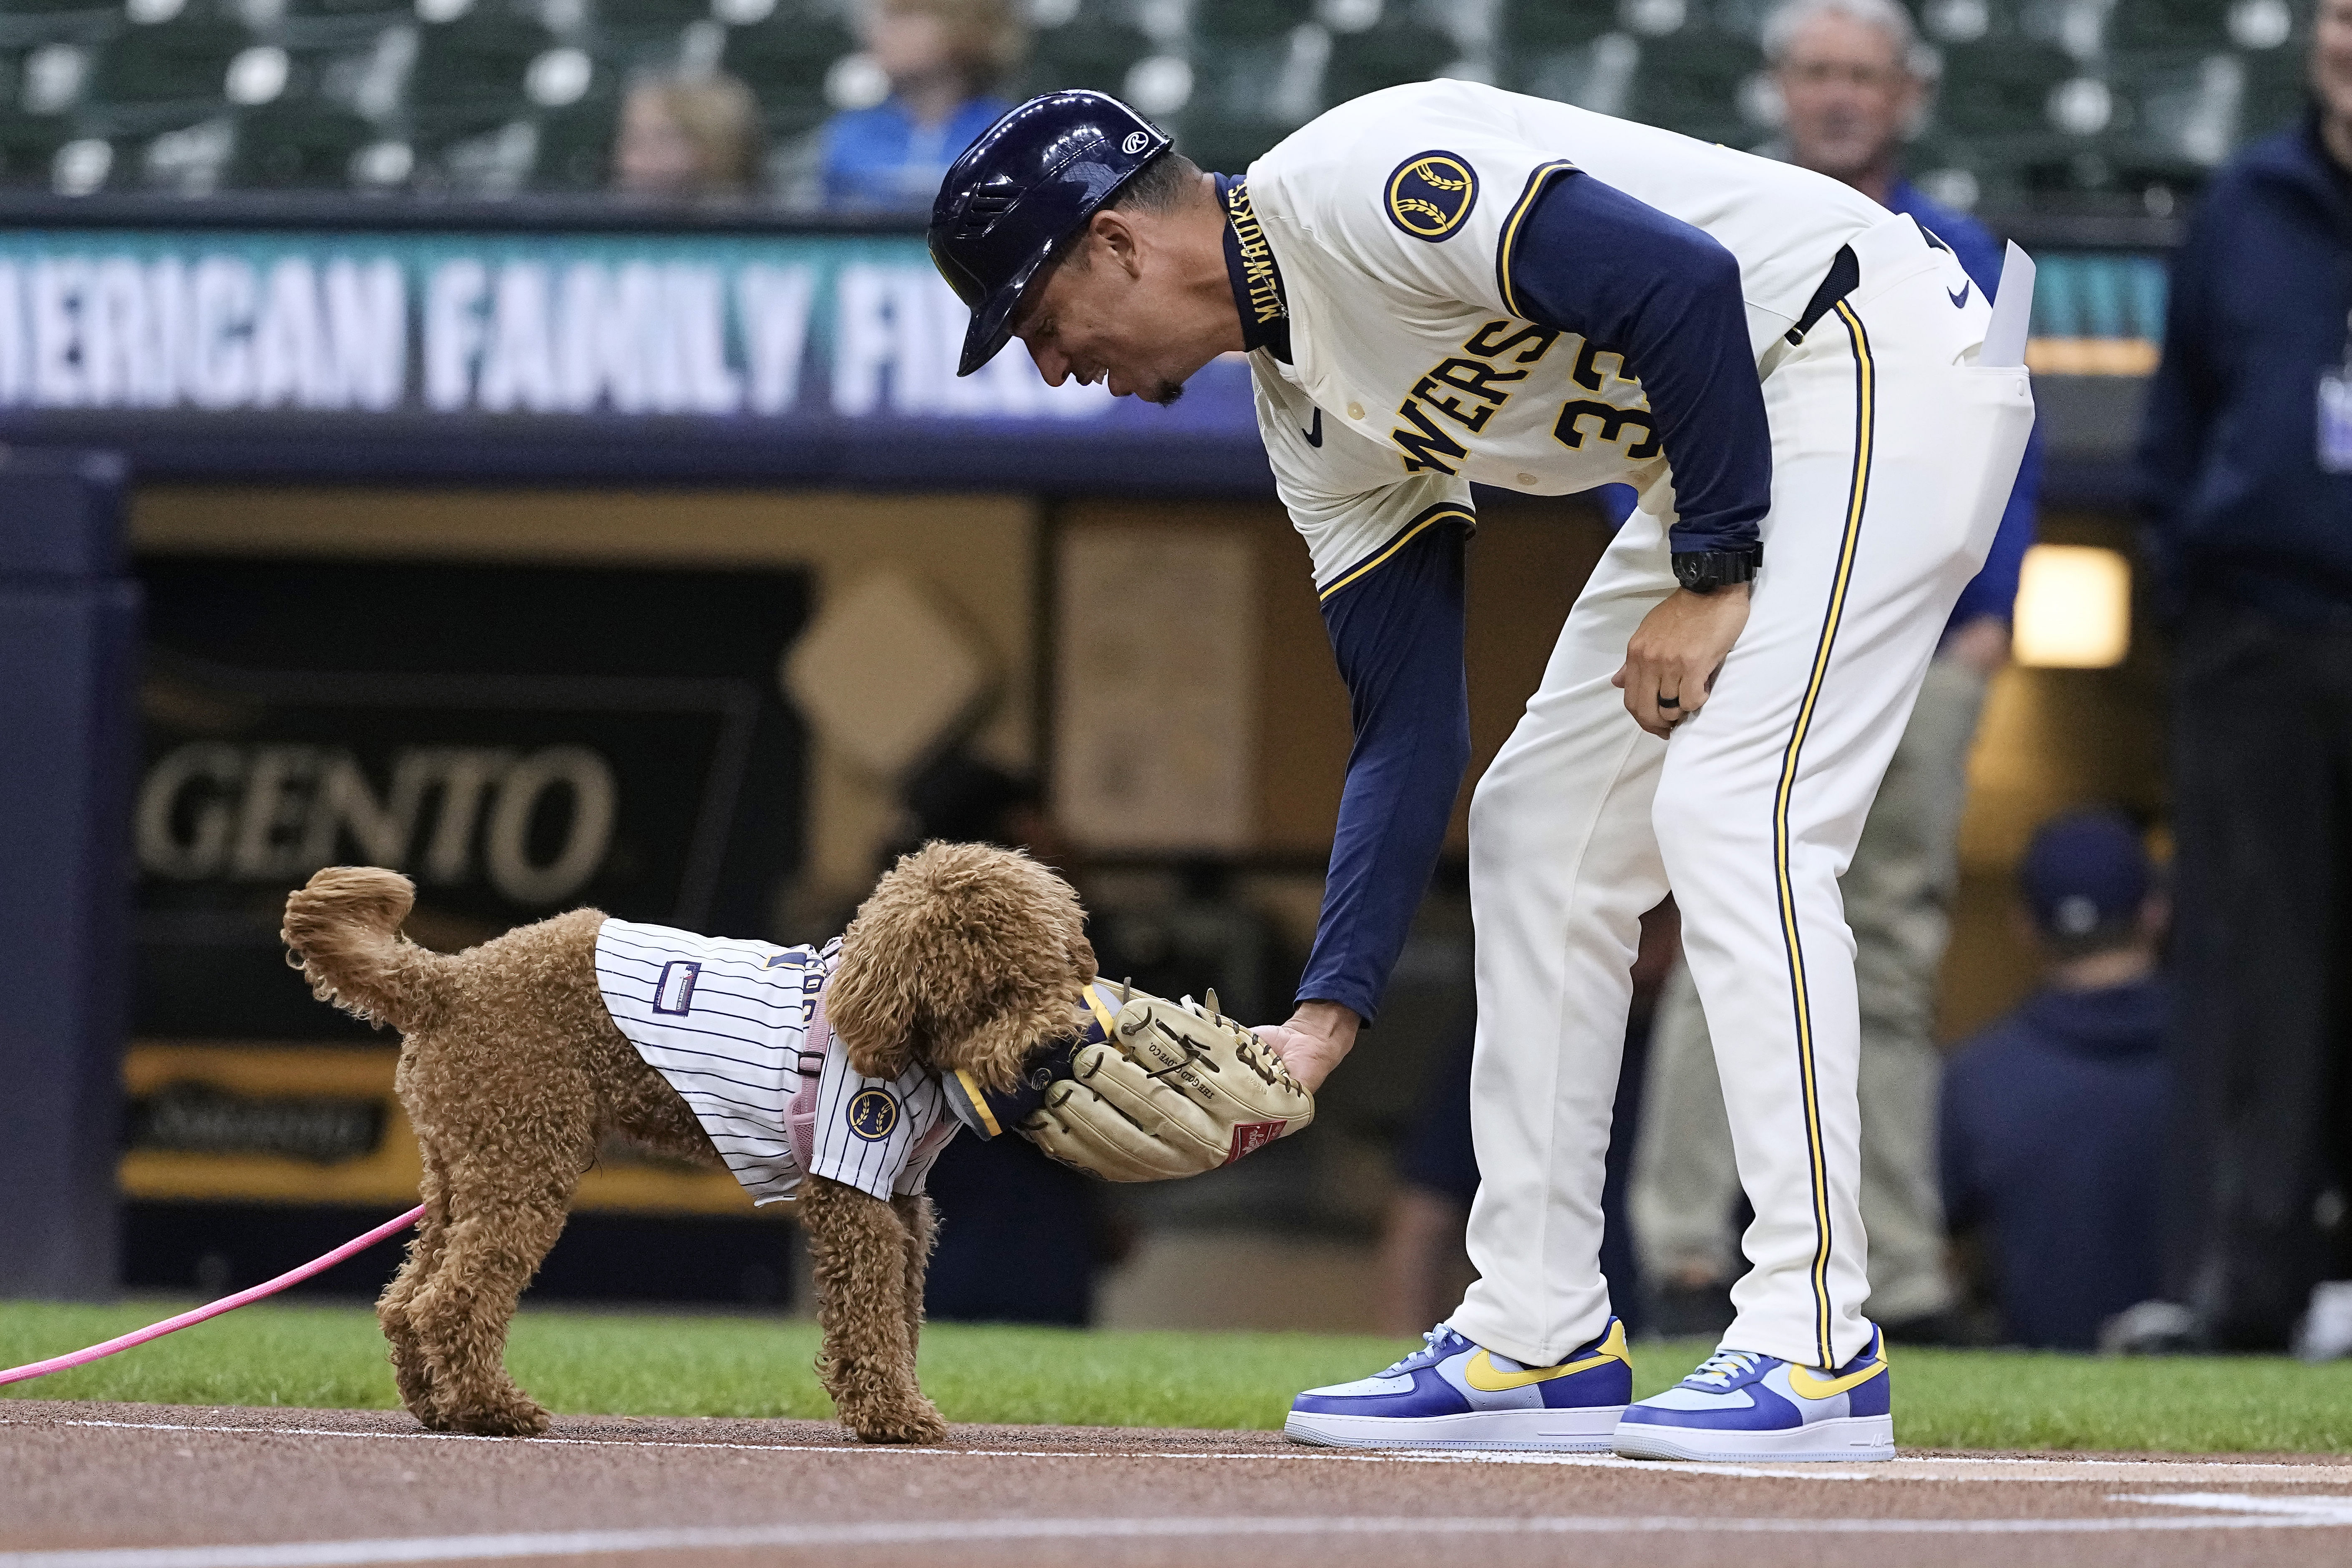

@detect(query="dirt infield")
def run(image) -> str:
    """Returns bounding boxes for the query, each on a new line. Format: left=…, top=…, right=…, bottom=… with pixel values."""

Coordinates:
left=5, top=1401, right=2352, bottom=1568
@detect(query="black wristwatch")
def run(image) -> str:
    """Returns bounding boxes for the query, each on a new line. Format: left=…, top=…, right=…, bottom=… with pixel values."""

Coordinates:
left=1672, top=548, right=1763, bottom=594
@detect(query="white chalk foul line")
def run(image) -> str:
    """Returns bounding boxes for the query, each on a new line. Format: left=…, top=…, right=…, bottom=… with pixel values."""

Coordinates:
left=8, top=1502, right=2352, bottom=1568
left=18, top=1416, right=2352, bottom=1486
left=2122, top=1492, right=2352, bottom=1522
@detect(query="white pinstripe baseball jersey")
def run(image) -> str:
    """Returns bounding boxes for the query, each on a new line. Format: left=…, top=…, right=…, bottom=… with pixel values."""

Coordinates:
left=594, top=919, right=956, bottom=1204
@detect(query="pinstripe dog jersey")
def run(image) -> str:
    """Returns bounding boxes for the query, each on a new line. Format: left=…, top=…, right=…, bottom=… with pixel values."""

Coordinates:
left=593, top=919, right=956, bottom=1204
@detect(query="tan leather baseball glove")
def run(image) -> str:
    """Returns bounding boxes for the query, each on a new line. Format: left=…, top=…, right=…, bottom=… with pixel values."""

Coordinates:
left=940, top=980, right=1314, bottom=1182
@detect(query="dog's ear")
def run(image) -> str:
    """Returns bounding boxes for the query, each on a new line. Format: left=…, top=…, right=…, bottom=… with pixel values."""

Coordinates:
left=827, top=841, right=1093, bottom=1093
left=823, top=919, right=922, bottom=1084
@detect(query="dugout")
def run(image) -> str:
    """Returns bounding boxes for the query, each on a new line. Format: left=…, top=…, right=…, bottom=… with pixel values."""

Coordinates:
left=0, top=191, right=2168, bottom=1322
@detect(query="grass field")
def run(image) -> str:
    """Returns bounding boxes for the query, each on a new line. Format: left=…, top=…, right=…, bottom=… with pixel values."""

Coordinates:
left=7, top=1298, right=2352, bottom=1454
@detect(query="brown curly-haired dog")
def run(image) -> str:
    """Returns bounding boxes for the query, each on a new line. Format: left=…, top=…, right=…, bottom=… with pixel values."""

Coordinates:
left=280, top=842, right=1093, bottom=1445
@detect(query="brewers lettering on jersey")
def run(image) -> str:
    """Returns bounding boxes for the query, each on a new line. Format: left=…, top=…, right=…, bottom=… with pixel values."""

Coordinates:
left=594, top=921, right=954, bottom=1204
left=929, top=81, right=2032, bottom=1459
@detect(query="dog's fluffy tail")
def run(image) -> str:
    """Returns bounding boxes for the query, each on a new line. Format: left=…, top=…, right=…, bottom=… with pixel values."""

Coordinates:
left=282, top=867, right=448, bottom=1032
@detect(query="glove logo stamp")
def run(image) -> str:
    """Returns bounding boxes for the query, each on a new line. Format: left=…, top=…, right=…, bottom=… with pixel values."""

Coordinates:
left=844, top=1087, right=899, bottom=1142
left=1385, top=152, right=1478, bottom=242
left=1225, top=1121, right=1286, bottom=1164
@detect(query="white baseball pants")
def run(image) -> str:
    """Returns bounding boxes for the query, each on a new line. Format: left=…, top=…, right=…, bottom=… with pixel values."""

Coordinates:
left=1448, top=215, right=2034, bottom=1372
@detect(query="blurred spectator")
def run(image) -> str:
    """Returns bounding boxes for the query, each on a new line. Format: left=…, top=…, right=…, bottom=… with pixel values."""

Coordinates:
left=612, top=72, right=762, bottom=199
left=1626, top=0, right=2040, bottom=1344
left=821, top=0, right=1025, bottom=211
left=2134, top=0, right=2352, bottom=1352
left=1377, top=899, right=1677, bottom=1339
left=1940, top=812, right=2169, bottom=1351
left=895, top=752, right=1123, bottom=1326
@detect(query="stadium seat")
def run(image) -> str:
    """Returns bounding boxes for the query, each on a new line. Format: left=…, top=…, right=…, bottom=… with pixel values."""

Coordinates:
left=1498, top=0, right=1621, bottom=99
left=1933, top=38, right=2078, bottom=144
left=1919, top=0, right=2044, bottom=44
left=592, top=0, right=717, bottom=70
left=2110, top=48, right=2246, bottom=176
left=82, top=18, right=247, bottom=125
left=226, top=98, right=379, bottom=185
left=2239, top=44, right=2310, bottom=141
left=265, top=0, right=417, bottom=35
left=1499, top=0, right=1619, bottom=56
left=1189, top=0, right=1313, bottom=46
left=1179, top=39, right=1303, bottom=176
left=1179, top=0, right=1325, bottom=173
left=531, top=91, right=617, bottom=189
left=0, top=109, right=78, bottom=188
left=140, top=112, right=235, bottom=193
left=1626, top=28, right=1768, bottom=147
left=1017, top=0, right=1153, bottom=98
left=723, top=4, right=854, bottom=142
left=1514, top=28, right=1639, bottom=115
left=0, top=1, right=121, bottom=52
left=407, top=13, right=557, bottom=120
left=412, top=109, right=538, bottom=194
left=593, top=0, right=715, bottom=27
left=1322, top=14, right=1454, bottom=107
left=2108, top=0, right=2234, bottom=50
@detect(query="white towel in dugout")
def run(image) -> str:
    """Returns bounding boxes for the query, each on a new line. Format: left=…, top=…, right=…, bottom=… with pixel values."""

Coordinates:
left=592, top=919, right=956, bottom=1204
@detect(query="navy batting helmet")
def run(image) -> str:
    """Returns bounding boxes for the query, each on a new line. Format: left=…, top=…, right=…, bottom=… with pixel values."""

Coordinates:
left=929, top=90, right=1172, bottom=377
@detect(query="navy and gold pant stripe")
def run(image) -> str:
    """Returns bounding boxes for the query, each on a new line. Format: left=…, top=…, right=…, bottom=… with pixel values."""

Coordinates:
left=1772, top=297, right=1876, bottom=1370
left=1318, top=502, right=1477, bottom=602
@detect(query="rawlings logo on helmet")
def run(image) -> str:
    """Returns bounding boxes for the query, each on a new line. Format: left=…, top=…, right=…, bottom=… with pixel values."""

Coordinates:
left=1122, top=130, right=1151, bottom=155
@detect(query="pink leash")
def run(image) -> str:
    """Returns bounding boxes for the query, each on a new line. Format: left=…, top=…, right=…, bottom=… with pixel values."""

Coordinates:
left=0, top=1204, right=425, bottom=1388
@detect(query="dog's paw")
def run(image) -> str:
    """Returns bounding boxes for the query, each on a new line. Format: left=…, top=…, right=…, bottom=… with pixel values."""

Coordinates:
left=389, top=1357, right=437, bottom=1419
left=443, top=1397, right=552, bottom=1438
left=846, top=1398, right=947, bottom=1445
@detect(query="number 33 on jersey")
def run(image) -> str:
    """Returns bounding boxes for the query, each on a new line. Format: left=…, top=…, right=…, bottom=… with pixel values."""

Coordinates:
left=1236, top=78, right=1891, bottom=591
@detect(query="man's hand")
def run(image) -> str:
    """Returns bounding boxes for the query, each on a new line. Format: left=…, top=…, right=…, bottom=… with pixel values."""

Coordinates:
left=1612, top=584, right=1752, bottom=738
left=1255, top=1000, right=1361, bottom=1094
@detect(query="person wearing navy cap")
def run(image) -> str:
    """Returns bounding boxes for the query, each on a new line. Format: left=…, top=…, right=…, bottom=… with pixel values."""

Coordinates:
left=1938, top=811, right=2170, bottom=1351
left=935, top=78, right=2034, bottom=1461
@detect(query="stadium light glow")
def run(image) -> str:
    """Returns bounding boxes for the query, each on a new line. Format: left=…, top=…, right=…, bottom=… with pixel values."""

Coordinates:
left=2012, top=544, right=2131, bottom=668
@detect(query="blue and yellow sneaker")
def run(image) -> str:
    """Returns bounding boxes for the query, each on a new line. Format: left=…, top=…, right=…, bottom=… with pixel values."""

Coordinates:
left=1612, top=1325, right=1894, bottom=1461
left=1284, top=1319, right=1632, bottom=1450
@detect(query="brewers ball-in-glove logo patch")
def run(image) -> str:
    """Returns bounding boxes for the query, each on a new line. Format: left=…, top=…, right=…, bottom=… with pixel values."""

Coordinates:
left=1386, top=152, right=1478, bottom=240
left=845, top=1087, right=899, bottom=1142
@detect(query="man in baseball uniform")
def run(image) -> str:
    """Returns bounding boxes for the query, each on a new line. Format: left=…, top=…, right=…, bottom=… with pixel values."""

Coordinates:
left=930, top=82, right=2032, bottom=1460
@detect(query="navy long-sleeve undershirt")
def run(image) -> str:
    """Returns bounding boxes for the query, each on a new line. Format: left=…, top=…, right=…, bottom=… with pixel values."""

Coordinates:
left=1293, top=513, right=1472, bottom=1024
left=1296, top=174, right=1778, bottom=1019
left=1505, top=167, right=1774, bottom=558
